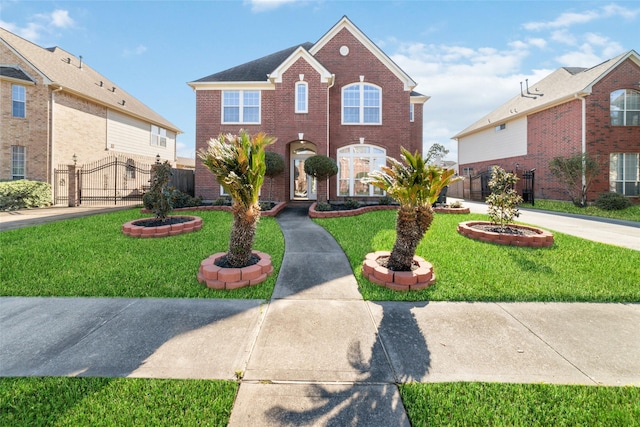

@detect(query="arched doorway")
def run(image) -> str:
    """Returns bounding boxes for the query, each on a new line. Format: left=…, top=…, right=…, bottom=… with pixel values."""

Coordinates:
left=290, top=141, right=317, bottom=200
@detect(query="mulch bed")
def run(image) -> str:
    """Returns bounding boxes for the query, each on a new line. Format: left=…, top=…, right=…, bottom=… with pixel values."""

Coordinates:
left=132, top=217, right=195, bottom=227
left=470, top=223, right=539, bottom=236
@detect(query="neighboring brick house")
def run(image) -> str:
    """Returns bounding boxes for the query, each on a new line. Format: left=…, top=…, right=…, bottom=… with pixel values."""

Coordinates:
left=454, top=50, right=640, bottom=203
left=188, top=16, right=428, bottom=202
left=0, top=27, right=181, bottom=185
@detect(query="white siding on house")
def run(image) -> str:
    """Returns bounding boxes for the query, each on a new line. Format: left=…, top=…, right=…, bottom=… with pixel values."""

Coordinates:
left=458, top=117, right=527, bottom=164
left=107, top=110, right=175, bottom=159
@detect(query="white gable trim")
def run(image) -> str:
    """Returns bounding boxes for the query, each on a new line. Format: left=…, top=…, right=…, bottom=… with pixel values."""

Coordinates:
left=309, top=16, right=416, bottom=91
left=583, top=50, right=640, bottom=93
left=268, top=46, right=334, bottom=84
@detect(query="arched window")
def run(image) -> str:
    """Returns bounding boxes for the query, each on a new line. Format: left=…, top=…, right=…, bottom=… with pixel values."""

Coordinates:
left=610, top=89, right=640, bottom=126
left=337, top=144, right=386, bottom=196
left=342, top=83, right=381, bottom=124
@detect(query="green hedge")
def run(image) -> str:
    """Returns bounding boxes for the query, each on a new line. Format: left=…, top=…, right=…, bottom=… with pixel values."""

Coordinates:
left=0, top=180, right=52, bottom=211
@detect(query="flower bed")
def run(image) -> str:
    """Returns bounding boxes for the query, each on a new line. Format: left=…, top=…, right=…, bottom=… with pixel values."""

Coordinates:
left=197, top=251, right=273, bottom=290
left=122, top=216, right=202, bottom=238
left=457, top=221, right=554, bottom=247
left=362, top=251, right=436, bottom=291
left=309, top=202, right=397, bottom=218
left=141, top=202, right=287, bottom=217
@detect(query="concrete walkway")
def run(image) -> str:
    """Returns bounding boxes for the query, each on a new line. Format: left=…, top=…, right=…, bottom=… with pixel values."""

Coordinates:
left=1, top=204, right=639, bottom=425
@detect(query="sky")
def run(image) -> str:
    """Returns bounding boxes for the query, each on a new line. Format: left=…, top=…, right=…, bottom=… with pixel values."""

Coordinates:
left=1, top=0, right=638, bottom=161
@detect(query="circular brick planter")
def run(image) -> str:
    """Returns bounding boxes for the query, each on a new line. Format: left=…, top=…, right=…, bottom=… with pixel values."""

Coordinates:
left=197, top=251, right=273, bottom=290
left=433, top=206, right=470, bottom=214
left=457, top=221, right=554, bottom=247
left=122, top=216, right=203, bottom=238
left=362, top=251, right=436, bottom=291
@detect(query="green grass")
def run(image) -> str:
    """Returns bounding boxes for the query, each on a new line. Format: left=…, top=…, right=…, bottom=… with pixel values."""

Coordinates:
left=522, top=199, right=640, bottom=222
left=314, top=211, right=640, bottom=302
left=400, top=382, right=640, bottom=426
left=0, top=377, right=237, bottom=427
left=0, top=208, right=284, bottom=299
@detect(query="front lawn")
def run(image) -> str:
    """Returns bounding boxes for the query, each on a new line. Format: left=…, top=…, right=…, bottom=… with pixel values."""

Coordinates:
left=314, top=211, right=640, bottom=302
left=400, top=382, right=640, bottom=426
left=0, top=377, right=237, bottom=427
left=0, top=209, right=284, bottom=299
left=522, top=199, right=640, bottom=222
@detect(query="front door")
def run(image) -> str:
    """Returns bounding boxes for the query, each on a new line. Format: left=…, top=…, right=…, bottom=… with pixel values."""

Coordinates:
left=291, top=142, right=317, bottom=200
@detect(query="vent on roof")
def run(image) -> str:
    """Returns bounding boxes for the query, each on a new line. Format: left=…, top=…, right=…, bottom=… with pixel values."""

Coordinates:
left=119, top=100, right=126, bottom=106
left=79, top=55, right=83, bottom=70
left=98, top=81, right=104, bottom=87
left=111, top=87, right=116, bottom=93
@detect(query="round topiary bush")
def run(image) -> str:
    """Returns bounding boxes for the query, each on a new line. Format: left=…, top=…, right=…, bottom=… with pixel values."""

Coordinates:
left=594, top=192, right=631, bottom=210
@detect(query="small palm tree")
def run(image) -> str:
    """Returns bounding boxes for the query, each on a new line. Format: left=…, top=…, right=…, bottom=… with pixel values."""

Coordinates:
left=366, top=148, right=460, bottom=271
left=198, top=130, right=276, bottom=268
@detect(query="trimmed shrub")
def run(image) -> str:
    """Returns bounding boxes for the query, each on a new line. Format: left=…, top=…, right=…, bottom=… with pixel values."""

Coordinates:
left=315, top=202, right=332, bottom=211
left=0, top=180, right=52, bottom=211
left=595, top=192, right=631, bottom=211
left=378, top=195, right=394, bottom=205
left=170, top=189, right=201, bottom=209
left=345, top=198, right=360, bottom=209
left=212, top=197, right=231, bottom=206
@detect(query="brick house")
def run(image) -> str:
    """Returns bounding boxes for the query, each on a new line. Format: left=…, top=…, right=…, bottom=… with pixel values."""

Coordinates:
left=0, top=27, right=181, bottom=185
left=188, top=16, right=428, bottom=203
left=454, top=50, right=640, bottom=203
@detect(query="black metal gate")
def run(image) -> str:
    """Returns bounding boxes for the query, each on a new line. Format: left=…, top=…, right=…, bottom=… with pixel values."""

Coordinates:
left=77, top=156, right=152, bottom=205
left=521, top=169, right=535, bottom=205
left=53, top=165, right=70, bottom=206
left=469, top=171, right=491, bottom=201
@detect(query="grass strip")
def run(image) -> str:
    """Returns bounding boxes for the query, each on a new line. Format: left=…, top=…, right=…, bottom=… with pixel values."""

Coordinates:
left=0, top=208, right=284, bottom=299
left=522, top=199, right=640, bottom=222
left=400, top=382, right=640, bottom=426
left=0, top=377, right=237, bottom=427
left=314, top=211, right=640, bottom=302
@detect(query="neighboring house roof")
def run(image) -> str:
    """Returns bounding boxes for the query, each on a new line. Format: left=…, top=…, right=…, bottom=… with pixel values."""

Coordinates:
left=0, top=27, right=181, bottom=133
left=453, top=50, right=640, bottom=139
left=188, top=16, right=421, bottom=94
left=0, top=65, right=35, bottom=83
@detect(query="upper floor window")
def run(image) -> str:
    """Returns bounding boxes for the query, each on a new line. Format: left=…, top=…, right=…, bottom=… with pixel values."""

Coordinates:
left=12, top=85, right=26, bottom=118
left=295, top=82, right=308, bottom=113
left=610, top=153, right=639, bottom=196
left=342, top=83, right=381, bottom=125
left=409, top=103, right=414, bottom=122
left=611, top=89, right=640, bottom=126
left=11, top=145, right=25, bottom=180
left=151, top=125, right=167, bottom=147
left=223, top=90, right=260, bottom=123
left=337, top=144, right=386, bottom=196
left=495, top=123, right=506, bottom=131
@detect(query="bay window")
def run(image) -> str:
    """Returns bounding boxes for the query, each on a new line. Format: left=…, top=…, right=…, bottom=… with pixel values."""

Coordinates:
left=337, top=145, right=386, bottom=196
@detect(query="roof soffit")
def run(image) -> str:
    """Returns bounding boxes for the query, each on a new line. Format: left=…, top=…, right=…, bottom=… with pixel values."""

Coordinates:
left=309, top=16, right=417, bottom=91
left=267, top=47, right=333, bottom=83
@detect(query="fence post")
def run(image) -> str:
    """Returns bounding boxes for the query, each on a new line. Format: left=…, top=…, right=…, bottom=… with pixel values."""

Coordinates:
left=67, top=164, right=77, bottom=207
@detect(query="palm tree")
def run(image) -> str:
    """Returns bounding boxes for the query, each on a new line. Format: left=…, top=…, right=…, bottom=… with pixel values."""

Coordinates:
left=365, top=148, right=460, bottom=271
left=198, top=130, right=276, bottom=268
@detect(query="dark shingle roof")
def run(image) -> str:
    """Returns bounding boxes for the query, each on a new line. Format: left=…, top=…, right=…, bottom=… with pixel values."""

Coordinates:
left=0, top=66, right=35, bottom=82
left=562, top=67, right=588, bottom=75
left=194, top=42, right=314, bottom=82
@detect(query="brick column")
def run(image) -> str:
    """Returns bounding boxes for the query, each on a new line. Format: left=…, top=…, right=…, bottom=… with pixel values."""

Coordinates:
left=67, top=165, right=78, bottom=207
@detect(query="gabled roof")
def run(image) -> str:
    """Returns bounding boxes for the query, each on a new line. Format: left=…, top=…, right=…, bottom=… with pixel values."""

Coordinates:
left=453, top=50, right=640, bottom=139
left=310, top=16, right=417, bottom=91
left=188, top=16, right=420, bottom=93
left=0, top=27, right=180, bottom=133
left=0, top=65, right=35, bottom=83
left=267, top=46, right=333, bottom=84
left=191, top=43, right=314, bottom=85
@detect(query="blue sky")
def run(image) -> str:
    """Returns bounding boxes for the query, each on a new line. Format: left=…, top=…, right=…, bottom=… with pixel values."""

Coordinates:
left=2, top=0, right=638, bottom=160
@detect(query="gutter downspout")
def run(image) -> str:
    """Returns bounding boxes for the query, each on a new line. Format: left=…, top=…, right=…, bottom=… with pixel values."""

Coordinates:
left=50, top=85, right=63, bottom=187
left=326, top=75, right=335, bottom=200
left=580, top=95, right=587, bottom=201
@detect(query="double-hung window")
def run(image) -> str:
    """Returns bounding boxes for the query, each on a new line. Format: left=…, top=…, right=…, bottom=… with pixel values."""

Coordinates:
left=12, top=85, right=26, bottom=118
left=342, top=83, right=381, bottom=124
left=295, top=82, right=308, bottom=113
left=151, top=125, right=167, bottom=147
left=223, top=90, right=260, bottom=123
left=610, top=153, right=639, bottom=196
left=337, top=145, right=386, bottom=196
left=11, top=146, right=26, bottom=180
left=610, top=89, right=640, bottom=126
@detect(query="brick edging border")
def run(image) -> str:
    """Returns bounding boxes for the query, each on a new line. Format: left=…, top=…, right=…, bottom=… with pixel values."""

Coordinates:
left=141, top=202, right=287, bottom=217
left=197, top=251, right=274, bottom=290
left=309, top=202, right=397, bottom=218
left=362, top=250, right=436, bottom=291
left=122, top=216, right=203, bottom=238
left=457, top=221, right=554, bottom=247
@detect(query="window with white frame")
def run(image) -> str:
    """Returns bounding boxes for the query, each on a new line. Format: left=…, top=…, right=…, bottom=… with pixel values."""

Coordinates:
left=337, top=145, right=386, bottom=196
left=151, top=125, right=167, bottom=147
left=610, top=153, right=639, bottom=196
left=295, top=82, right=308, bottom=113
left=223, top=90, right=260, bottom=123
left=12, top=84, right=26, bottom=118
left=409, top=103, right=414, bottom=122
left=610, top=89, right=640, bottom=126
left=342, top=83, right=381, bottom=124
left=11, top=146, right=25, bottom=179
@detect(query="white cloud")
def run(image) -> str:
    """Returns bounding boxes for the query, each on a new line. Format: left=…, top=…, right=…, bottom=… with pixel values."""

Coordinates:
left=49, top=9, right=74, bottom=28
left=245, top=0, right=300, bottom=12
left=1, top=9, right=74, bottom=42
left=123, top=45, right=148, bottom=57
left=523, top=3, right=638, bottom=31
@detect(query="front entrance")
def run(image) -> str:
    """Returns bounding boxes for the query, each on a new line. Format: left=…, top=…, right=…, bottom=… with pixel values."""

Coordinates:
left=290, top=141, right=317, bottom=200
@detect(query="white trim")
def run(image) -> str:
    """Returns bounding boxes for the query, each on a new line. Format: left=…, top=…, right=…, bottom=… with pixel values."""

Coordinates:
left=221, top=90, right=261, bottom=124
left=188, top=81, right=275, bottom=91
left=268, top=46, right=334, bottom=84
left=309, top=16, right=416, bottom=91
left=295, top=81, right=308, bottom=113
left=341, top=82, right=382, bottom=125
left=336, top=143, right=386, bottom=197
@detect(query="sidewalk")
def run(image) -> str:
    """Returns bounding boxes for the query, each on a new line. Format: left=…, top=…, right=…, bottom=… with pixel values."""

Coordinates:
left=0, top=205, right=131, bottom=231
left=1, top=204, right=639, bottom=425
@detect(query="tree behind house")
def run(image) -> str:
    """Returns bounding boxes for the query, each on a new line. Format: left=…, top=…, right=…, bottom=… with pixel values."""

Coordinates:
left=549, top=153, right=601, bottom=207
